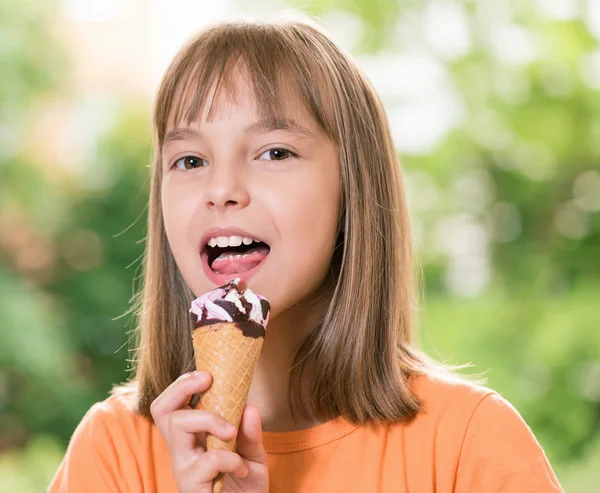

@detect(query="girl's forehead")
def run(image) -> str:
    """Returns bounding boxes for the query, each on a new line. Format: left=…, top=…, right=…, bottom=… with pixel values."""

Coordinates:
left=158, top=57, right=336, bottom=145
left=166, top=77, right=321, bottom=137
left=163, top=115, right=321, bottom=151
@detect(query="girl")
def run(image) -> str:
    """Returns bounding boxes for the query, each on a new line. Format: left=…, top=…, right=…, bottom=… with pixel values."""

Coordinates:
left=49, top=14, right=563, bottom=493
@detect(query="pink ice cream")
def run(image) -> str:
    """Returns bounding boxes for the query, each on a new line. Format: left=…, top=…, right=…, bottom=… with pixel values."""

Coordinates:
left=190, top=278, right=270, bottom=334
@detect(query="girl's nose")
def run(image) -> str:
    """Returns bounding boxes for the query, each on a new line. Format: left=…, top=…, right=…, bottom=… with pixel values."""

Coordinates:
left=204, top=159, right=250, bottom=211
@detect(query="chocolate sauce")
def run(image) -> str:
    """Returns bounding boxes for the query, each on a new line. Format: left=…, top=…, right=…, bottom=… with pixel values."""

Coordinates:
left=193, top=318, right=265, bottom=338
left=192, top=299, right=266, bottom=338
left=190, top=280, right=269, bottom=338
left=260, top=299, right=269, bottom=320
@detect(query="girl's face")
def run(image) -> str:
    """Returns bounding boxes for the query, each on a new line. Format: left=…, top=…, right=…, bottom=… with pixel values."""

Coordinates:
left=160, top=80, right=341, bottom=319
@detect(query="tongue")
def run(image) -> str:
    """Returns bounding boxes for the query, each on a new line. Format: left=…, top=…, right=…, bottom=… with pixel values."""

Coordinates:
left=211, top=246, right=269, bottom=275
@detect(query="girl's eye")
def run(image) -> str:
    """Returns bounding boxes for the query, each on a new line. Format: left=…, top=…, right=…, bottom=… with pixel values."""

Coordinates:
left=173, top=156, right=207, bottom=170
left=172, top=149, right=296, bottom=169
left=258, top=148, right=297, bottom=162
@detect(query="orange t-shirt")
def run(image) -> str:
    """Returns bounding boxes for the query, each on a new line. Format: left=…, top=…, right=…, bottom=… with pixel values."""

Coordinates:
left=48, top=372, right=563, bottom=492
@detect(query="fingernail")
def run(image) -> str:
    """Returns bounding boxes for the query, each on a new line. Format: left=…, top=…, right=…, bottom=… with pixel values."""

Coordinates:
left=224, top=422, right=236, bottom=432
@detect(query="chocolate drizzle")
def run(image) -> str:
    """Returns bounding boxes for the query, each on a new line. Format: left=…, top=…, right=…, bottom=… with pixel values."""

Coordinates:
left=190, top=279, right=269, bottom=338
left=260, top=299, right=269, bottom=320
left=192, top=299, right=266, bottom=338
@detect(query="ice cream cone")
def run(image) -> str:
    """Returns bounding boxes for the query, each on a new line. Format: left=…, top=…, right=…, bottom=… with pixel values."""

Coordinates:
left=189, top=279, right=269, bottom=493
left=192, top=322, right=264, bottom=448
left=193, top=323, right=264, bottom=493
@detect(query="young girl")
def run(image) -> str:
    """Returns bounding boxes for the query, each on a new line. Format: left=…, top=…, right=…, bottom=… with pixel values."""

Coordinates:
left=48, top=14, right=563, bottom=493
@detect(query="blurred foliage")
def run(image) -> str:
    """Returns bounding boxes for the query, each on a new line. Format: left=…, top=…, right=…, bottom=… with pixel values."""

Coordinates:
left=0, top=0, right=148, bottom=461
left=0, top=0, right=66, bottom=124
left=1, top=0, right=599, bottom=492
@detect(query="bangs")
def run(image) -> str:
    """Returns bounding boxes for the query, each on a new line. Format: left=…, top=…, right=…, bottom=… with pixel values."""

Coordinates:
left=154, top=22, right=339, bottom=148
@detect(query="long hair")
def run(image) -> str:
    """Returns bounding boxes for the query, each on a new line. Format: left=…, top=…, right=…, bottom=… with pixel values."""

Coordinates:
left=117, top=13, right=454, bottom=423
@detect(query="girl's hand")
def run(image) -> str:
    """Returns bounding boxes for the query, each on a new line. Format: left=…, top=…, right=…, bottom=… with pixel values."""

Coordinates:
left=150, top=371, right=269, bottom=493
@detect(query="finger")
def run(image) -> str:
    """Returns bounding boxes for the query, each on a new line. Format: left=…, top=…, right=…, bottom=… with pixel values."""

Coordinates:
left=168, top=409, right=237, bottom=457
left=181, top=450, right=248, bottom=485
left=235, top=405, right=268, bottom=465
left=150, top=372, right=212, bottom=434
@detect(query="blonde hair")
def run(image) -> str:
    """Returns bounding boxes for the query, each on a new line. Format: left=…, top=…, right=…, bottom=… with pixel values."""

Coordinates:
left=118, top=14, right=450, bottom=423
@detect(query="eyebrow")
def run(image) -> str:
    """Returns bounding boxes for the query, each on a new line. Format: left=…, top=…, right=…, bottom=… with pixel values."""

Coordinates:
left=163, top=118, right=317, bottom=146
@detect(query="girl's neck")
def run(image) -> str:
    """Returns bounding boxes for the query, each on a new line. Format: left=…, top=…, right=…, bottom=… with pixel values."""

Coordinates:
left=247, top=288, right=331, bottom=433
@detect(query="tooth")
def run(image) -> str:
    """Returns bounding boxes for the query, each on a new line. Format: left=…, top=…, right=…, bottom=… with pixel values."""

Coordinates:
left=253, top=238, right=260, bottom=244
left=216, top=236, right=229, bottom=248
left=208, top=238, right=217, bottom=247
left=242, top=237, right=253, bottom=245
left=229, top=236, right=242, bottom=247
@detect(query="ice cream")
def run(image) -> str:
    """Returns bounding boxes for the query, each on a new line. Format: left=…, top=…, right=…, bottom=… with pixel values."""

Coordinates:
left=190, top=278, right=269, bottom=493
left=190, top=277, right=269, bottom=334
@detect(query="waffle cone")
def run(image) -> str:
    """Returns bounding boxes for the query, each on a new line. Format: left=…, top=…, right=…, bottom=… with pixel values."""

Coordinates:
left=192, top=322, right=264, bottom=493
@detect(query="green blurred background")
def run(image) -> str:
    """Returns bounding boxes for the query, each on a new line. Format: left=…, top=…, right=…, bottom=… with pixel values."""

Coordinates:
left=1, top=0, right=599, bottom=491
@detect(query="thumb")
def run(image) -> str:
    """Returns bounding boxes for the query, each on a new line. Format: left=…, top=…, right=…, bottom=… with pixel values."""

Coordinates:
left=235, top=405, right=268, bottom=465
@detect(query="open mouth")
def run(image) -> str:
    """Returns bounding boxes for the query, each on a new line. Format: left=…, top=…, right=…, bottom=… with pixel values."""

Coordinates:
left=203, top=238, right=270, bottom=276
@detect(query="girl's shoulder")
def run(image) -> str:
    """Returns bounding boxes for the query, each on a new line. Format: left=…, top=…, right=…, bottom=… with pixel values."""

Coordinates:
left=48, top=385, right=171, bottom=493
left=409, top=369, right=496, bottom=417
left=397, top=371, right=563, bottom=491
left=406, top=369, right=517, bottom=435
left=74, top=385, right=151, bottom=441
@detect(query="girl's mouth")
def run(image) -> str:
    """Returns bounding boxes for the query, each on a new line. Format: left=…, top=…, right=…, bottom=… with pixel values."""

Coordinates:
left=203, top=238, right=270, bottom=276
